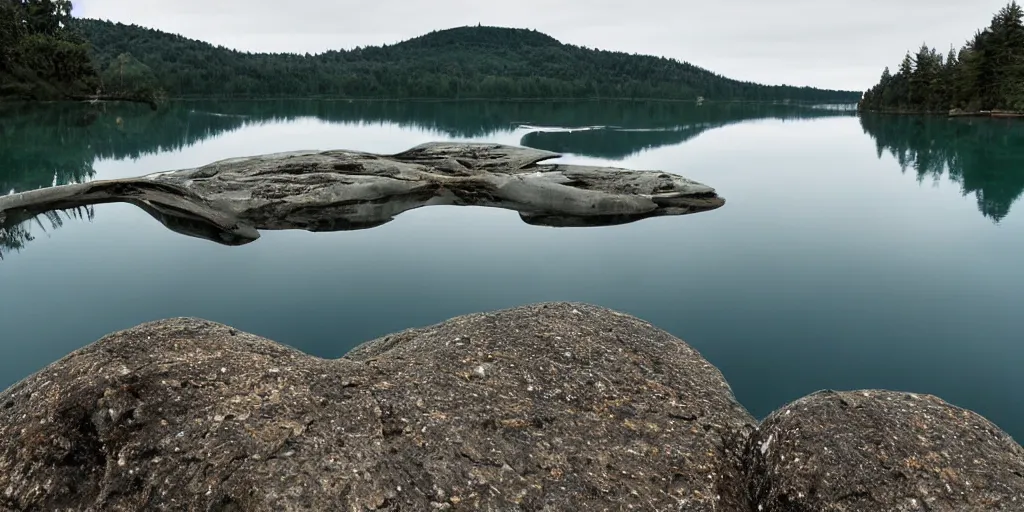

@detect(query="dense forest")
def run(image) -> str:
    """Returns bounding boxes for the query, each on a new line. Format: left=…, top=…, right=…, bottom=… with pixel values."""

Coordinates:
left=1, top=2, right=860, bottom=102
left=0, top=0, right=98, bottom=99
left=70, top=19, right=861, bottom=102
left=860, top=1, right=1024, bottom=113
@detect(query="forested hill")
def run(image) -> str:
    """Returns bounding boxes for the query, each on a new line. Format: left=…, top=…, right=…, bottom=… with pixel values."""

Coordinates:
left=73, top=19, right=861, bottom=102
left=860, top=1, right=1024, bottom=113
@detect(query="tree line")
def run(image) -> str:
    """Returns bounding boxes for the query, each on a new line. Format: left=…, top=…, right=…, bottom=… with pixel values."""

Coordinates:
left=13, top=15, right=859, bottom=103
left=2, top=3, right=861, bottom=103
left=860, top=1, right=1024, bottom=113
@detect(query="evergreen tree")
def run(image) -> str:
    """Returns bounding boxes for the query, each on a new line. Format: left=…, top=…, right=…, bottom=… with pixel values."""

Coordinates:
left=0, top=0, right=98, bottom=99
left=101, top=52, right=158, bottom=96
left=861, top=1, right=1024, bottom=112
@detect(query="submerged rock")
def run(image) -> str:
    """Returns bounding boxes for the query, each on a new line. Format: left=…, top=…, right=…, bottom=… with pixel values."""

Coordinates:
left=0, top=143, right=725, bottom=248
left=0, top=304, right=1021, bottom=511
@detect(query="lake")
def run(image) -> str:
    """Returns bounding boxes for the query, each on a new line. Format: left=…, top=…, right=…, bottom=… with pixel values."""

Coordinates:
left=2, top=99, right=1022, bottom=442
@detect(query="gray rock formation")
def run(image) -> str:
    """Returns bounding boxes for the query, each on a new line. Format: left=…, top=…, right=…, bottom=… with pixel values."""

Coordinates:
left=0, top=143, right=725, bottom=247
left=1, top=304, right=1022, bottom=511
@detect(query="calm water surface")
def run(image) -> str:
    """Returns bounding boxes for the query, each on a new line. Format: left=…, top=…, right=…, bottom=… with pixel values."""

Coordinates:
left=2, top=100, right=1022, bottom=441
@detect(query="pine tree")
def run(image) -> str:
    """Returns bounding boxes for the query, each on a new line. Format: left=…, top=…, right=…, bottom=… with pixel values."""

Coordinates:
left=0, top=0, right=98, bottom=99
left=860, top=2, right=1024, bottom=113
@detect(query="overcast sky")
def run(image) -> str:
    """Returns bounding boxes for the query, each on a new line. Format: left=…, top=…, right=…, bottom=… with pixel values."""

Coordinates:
left=73, top=0, right=1010, bottom=91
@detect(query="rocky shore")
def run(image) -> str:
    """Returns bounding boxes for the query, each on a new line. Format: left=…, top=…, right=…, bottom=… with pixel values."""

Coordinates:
left=1, top=303, right=1022, bottom=511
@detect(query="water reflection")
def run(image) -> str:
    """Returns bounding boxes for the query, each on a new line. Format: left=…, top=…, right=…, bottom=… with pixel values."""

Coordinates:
left=0, top=100, right=855, bottom=195
left=0, top=100, right=852, bottom=258
left=518, top=104, right=855, bottom=160
left=0, top=207, right=94, bottom=259
left=520, top=125, right=717, bottom=160
left=859, top=114, right=1024, bottom=223
left=3, top=102, right=1024, bottom=444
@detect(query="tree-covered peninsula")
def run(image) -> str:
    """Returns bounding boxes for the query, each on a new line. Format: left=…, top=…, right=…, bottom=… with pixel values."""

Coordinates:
left=860, top=1, right=1024, bottom=114
left=71, top=19, right=860, bottom=102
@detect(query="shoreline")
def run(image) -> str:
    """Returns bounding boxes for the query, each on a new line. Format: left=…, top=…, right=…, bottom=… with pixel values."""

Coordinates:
left=1, top=95, right=860, bottom=106
left=859, top=107, right=1024, bottom=118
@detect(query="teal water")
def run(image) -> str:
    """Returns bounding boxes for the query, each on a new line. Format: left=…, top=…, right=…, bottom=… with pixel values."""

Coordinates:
left=2, top=100, right=1023, bottom=441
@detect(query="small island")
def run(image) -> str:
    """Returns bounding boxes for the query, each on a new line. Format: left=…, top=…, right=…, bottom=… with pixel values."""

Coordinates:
left=860, top=1, right=1024, bottom=116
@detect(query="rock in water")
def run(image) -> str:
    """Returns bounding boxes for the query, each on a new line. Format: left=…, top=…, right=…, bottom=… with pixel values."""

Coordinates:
left=0, top=143, right=725, bottom=248
left=747, top=390, right=1024, bottom=511
left=0, top=303, right=754, bottom=511
left=2, top=305, right=1022, bottom=511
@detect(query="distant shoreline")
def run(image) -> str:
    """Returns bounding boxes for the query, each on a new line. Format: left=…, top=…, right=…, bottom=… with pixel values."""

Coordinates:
left=859, top=108, right=1024, bottom=119
left=0, top=94, right=161, bottom=109
left=1, top=96, right=859, bottom=107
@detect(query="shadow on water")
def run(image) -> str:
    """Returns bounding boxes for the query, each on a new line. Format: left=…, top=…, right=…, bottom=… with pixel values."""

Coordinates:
left=1, top=99, right=851, bottom=257
left=859, top=114, right=1024, bottom=223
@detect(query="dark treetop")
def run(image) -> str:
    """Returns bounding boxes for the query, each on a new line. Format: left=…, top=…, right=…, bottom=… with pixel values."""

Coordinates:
left=860, top=1, right=1024, bottom=113
left=72, top=19, right=861, bottom=103
left=0, top=0, right=98, bottom=100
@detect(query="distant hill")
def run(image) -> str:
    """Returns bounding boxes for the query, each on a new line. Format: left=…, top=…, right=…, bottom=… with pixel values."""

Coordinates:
left=73, top=19, right=861, bottom=102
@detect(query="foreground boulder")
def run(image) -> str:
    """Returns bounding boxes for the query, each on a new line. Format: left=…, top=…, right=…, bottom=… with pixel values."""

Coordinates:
left=1, top=303, right=1022, bottom=511
left=747, top=390, right=1024, bottom=511
left=0, top=303, right=754, bottom=511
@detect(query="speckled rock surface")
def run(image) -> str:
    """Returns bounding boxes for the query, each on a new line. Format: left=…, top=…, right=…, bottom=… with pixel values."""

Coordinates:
left=3, top=304, right=1024, bottom=511
left=747, top=390, right=1024, bottom=512
left=0, top=303, right=754, bottom=511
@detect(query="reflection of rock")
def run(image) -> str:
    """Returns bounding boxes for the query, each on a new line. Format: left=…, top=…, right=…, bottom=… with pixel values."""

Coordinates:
left=2, top=304, right=1022, bottom=510
left=0, top=143, right=725, bottom=247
